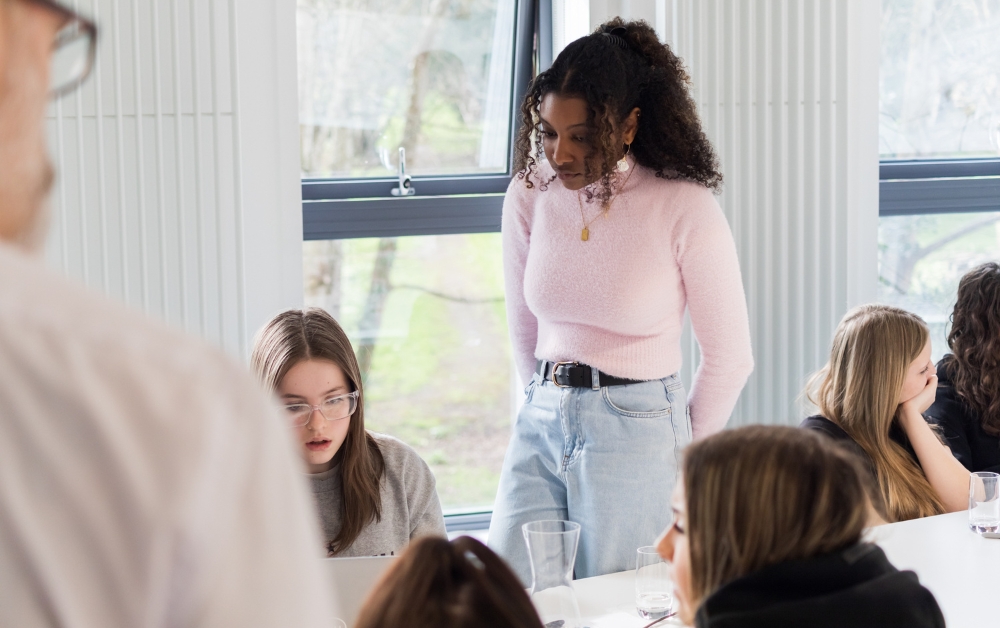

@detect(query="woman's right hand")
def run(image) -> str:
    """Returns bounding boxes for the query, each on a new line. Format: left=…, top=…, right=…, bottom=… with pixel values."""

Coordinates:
left=900, top=364, right=937, bottom=417
left=896, top=362, right=969, bottom=513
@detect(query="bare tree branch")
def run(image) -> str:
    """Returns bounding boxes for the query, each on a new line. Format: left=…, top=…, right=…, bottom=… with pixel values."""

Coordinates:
left=914, top=214, right=1000, bottom=259
left=892, top=214, right=1000, bottom=294
left=391, top=283, right=503, bottom=304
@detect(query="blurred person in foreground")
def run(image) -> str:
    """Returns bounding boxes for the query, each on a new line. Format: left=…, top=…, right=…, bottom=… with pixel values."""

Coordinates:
left=657, top=426, right=944, bottom=628
left=354, top=535, right=545, bottom=628
left=0, top=1, right=334, bottom=626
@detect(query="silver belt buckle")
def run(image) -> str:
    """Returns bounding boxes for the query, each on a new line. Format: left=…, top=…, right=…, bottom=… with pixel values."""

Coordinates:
left=550, top=361, right=579, bottom=388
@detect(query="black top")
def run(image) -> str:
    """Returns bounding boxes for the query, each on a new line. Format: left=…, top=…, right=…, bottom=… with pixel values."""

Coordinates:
left=926, top=357, right=1000, bottom=473
left=696, top=543, right=945, bottom=628
left=800, top=414, right=920, bottom=477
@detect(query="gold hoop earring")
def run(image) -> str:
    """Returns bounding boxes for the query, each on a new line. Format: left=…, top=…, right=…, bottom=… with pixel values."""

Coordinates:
left=617, top=144, right=631, bottom=172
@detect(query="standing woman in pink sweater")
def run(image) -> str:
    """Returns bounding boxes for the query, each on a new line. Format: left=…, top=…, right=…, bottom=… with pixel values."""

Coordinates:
left=489, top=18, right=754, bottom=582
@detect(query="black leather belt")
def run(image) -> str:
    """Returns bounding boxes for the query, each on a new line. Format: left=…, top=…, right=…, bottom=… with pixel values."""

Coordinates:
left=536, top=360, right=645, bottom=388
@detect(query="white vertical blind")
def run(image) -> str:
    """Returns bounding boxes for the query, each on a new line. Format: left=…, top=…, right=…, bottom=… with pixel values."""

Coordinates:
left=554, top=0, right=592, bottom=56
left=589, top=0, right=879, bottom=426
left=44, top=0, right=303, bottom=357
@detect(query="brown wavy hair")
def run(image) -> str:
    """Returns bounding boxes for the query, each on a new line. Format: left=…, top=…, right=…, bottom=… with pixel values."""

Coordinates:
left=513, top=18, right=722, bottom=203
left=355, top=536, right=544, bottom=628
left=943, top=262, right=1000, bottom=437
left=250, top=308, right=385, bottom=555
left=806, top=304, right=943, bottom=521
left=683, top=426, right=869, bottom=610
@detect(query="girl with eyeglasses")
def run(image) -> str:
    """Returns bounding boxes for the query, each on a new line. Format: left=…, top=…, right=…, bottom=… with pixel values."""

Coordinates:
left=251, top=308, right=446, bottom=557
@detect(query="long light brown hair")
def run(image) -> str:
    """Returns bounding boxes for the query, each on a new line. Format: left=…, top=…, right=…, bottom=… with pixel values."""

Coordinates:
left=683, top=426, right=869, bottom=610
left=355, top=536, right=545, bottom=628
left=806, top=304, right=943, bottom=521
left=250, top=308, right=385, bottom=555
left=943, top=262, right=1000, bottom=436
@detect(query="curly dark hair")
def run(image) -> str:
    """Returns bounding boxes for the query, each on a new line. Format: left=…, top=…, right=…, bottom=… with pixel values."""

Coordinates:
left=513, top=18, right=722, bottom=203
left=943, top=262, right=1000, bottom=436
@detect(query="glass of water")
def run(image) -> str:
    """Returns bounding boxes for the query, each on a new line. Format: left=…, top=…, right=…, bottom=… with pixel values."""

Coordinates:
left=969, top=471, right=1000, bottom=535
left=523, top=520, right=583, bottom=628
left=636, top=546, right=673, bottom=620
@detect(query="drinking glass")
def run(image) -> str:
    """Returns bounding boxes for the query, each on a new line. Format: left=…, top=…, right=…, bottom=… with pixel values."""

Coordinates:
left=332, top=620, right=347, bottom=628
left=522, top=520, right=583, bottom=628
left=635, top=546, right=674, bottom=620
left=969, top=471, right=1000, bottom=535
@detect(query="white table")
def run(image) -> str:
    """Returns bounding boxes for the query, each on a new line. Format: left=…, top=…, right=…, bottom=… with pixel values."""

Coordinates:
left=572, top=569, right=683, bottom=627
left=872, top=511, right=1000, bottom=628
left=572, top=511, right=1000, bottom=627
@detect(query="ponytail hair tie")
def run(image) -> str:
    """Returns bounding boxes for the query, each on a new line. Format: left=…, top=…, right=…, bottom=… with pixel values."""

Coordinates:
left=602, top=26, right=631, bottom=52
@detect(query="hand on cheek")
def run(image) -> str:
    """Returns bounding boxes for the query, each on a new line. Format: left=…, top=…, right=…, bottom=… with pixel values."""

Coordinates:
left=901, top=368, right=937, bottom=416
left=899, top=342, right=936, bottom=417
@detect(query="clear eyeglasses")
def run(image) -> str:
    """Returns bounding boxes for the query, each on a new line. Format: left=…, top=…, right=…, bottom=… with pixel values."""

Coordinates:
left=283, top=391, right=360, bottom=427
left=30, top=0, right=98, bottom=98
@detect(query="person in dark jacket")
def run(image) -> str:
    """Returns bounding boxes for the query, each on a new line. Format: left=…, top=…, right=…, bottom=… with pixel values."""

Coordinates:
left=927, top=262, right=1000, bottom=473
left=656, top=425, right=945, bottom=628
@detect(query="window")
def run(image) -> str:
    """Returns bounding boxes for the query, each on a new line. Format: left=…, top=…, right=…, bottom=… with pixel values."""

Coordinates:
left=879, top=0, right=999, bottom=159
left=298, top=0, right=543, bottom=522
left=298, top=0, right=519, bottom=179
left=879, top=211, right=1000, bottom=361
left=878, top=0, right=1000, bottom=361
left=298, top=0, right=538, bottom=242
left=304, top=234, right=512, bottom=512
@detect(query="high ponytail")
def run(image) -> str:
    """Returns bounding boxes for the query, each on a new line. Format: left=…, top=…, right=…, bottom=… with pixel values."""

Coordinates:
left=513, top=17, right=722, bottom=202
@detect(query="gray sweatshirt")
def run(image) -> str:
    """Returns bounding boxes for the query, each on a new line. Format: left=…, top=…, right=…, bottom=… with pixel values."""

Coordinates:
left=309, top=432, right=446, bottom=557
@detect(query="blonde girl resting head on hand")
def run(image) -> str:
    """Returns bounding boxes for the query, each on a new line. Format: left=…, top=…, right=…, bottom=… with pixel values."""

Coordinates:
left=657, top=426, right=944, bottom=628
left=802, top=304, right=970, bottom=522
left=251, top=308, right=446, bottom=557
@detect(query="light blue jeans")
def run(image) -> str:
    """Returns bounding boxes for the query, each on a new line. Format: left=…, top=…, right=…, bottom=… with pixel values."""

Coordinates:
left=488, top=370, right=691, bottom=584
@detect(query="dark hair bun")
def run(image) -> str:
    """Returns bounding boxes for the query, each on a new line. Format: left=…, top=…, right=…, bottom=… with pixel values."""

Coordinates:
left=514, top=18, right=722, bottom=200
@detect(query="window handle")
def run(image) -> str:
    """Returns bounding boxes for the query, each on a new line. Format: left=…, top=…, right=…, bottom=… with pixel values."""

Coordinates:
left=390, top=146, right=415, bottom=196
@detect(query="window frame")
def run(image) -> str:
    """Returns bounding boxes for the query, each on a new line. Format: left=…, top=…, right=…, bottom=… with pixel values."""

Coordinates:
left=299, top=0, right=553, bottom=530
left=879, top=157, right=1000, bottom=217
left=301, top=0, right=546, bottom=242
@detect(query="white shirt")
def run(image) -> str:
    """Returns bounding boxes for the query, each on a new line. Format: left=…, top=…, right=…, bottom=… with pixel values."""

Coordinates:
left=0, top=244, right=335, bottom=627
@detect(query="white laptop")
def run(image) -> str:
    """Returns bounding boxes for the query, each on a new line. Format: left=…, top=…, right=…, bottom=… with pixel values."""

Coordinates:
left=323, top=555, right=397, bottom=627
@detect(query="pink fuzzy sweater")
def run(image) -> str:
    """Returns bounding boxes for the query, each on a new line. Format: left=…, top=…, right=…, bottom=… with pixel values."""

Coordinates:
left=502, top=160, right=754, bottom=438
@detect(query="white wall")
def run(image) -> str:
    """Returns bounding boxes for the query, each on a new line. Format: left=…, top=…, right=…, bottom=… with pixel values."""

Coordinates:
left=586, top=0, right=880, bottom=426
left=44, top=0, right=303, bottom=358
left=553, top=0, right=591, bottom=55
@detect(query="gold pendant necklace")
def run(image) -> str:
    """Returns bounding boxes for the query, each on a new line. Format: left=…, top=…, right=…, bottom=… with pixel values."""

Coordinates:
left=577, top=195, right=598, bottom=241
left=576, top=166, right=634, bottom=242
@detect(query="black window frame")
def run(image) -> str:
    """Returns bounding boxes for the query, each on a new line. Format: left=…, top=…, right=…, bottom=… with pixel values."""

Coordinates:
left=301, top=0, right=550, bottom=242
left=299, top=0, right=553, bottom=530
left=879, top=157, right=1000, bottom=217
